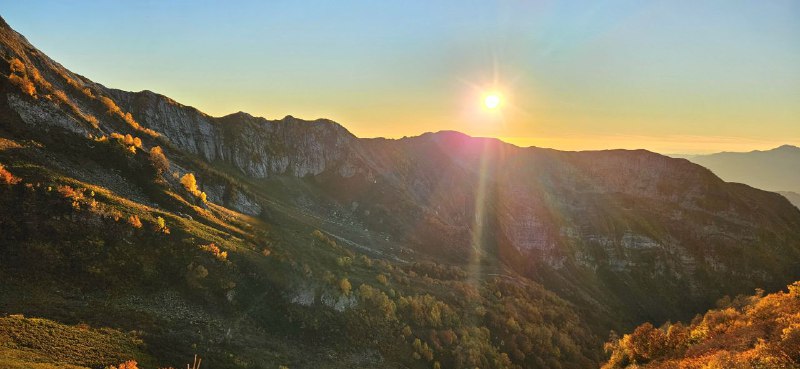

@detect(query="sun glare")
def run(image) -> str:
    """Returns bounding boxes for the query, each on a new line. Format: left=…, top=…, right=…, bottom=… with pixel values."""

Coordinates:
left=484, top=93, right=501, bottom=109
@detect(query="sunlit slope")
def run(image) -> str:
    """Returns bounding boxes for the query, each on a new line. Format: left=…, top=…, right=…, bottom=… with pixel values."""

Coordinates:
left=0, top=315, right=154, bottom=369
left=603, top=281, right=800, bottom=369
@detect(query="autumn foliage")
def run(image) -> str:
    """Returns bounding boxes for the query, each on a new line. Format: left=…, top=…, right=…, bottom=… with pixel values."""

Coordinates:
left=7, top=58, right=36, bottom=97
left=603, top=281, right=800, bottom=369
left=127, top=215, right=143, bottom=229
left=200, top=243, right=227, bottom=261
left=0, top=164, right=20, bottom=185
left=105, top=360, right=139, bottom=369
left=98, top=96, right=158, bottom=137
left=149, top=146, right=169, bottom=175
left=180, top=173, right=207, bottom=203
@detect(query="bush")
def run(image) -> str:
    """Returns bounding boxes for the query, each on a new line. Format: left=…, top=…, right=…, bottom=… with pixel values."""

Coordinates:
left=127, top=215, right=142, bottom=228
left=200, top=243, right=227, bottom=261
left=0, top=164, right=21, bottom=185
left=340, top=278, right=352, bottom=295
left=9, top=58, right=25, bottom=73
left=109, top=133, right=142, bottom=154
left=105, top=361, right=139, bottom=369
left=9, top=73, right=36, bottom=97
left=155, top=216, right=170, bottom=234
left=149, top=146, right=169, bottom=175
left=180, top=173, right=207, bottom=203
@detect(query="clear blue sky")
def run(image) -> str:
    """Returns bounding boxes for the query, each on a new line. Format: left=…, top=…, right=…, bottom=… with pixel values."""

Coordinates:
left=3, top=1, right=799, bottom=153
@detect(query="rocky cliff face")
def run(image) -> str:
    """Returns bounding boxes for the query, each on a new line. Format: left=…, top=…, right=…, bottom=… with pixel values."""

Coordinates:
left=109, top=88, right=360, bottom=179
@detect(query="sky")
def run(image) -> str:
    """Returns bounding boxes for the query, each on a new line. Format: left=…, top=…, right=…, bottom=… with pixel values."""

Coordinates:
left=2, top=0, right=799, bottom=154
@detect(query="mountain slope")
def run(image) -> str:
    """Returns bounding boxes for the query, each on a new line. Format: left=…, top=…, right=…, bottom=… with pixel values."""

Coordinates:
left=602, top=280, right=800, bottom=369
left=1, top=14, right=799, bottom=369
left=111, top=84, right=800, bottom=325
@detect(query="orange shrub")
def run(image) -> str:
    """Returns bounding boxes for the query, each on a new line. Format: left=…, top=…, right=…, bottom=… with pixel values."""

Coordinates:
left=109, top=132, right=142, bottom=153
left=149, top=146, right=169, bottom=174
left=9, top=58, right=24, bottom=73
left=53, top=90, right=69, bottom=103
left=99, top=96, right=122, bottom=115
left=107, top=360, right=139, bottom=369
left=9, top=74, right=36, bottom=97
left=0, top=164, right=20, bottom=185
left=56, top=185, right=83, bottom=200
left=127, top=215, right=142, bottom=228
left=200, top=243, right=227, bottom=261
left=84, top=113, right=99, bottom=127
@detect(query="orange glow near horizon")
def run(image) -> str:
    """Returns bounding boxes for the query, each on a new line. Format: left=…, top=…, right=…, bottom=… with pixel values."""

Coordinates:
left=497, top=135, right=800, bottom=155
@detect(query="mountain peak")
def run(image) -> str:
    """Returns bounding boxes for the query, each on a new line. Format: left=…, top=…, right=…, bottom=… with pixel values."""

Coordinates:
left=774, top=144, right=799, bottom=152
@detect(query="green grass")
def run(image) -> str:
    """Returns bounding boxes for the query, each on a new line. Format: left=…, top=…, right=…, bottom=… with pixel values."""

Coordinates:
left=0, top=315, right=154, bottom=369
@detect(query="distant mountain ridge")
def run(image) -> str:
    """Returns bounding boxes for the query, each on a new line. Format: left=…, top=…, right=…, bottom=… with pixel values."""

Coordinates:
left=779, top=191, right=800, bottom=209
left=679, top=145, right=800, bottom=192
left=676, top=145, right=800, bottom=208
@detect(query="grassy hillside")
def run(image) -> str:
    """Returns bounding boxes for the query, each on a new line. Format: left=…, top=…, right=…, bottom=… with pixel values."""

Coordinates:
left=0, top=314, right=153, bottom=369
left=602, top=281, right=800, bottom=369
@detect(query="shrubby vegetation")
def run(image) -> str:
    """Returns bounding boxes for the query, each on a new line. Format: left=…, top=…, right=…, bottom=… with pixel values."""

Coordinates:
left=603, top=282, right=800, bottom=369
left=180, top=173, right=208, bottom=203
left=0, top=163, right=20, bottom=185
left=0, top=315, right=153, bottom=369
left=149, top=146, right=170, bottom=176
left=5, top=57, right=100, bottom=127
left=303, top=230, right=600, bottom=368
left=98, top=96, right=158, bottom=137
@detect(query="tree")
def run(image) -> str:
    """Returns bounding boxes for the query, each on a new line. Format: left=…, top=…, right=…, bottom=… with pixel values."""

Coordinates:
left=340, top=278, right=352, bottom=295
left=149, top=146, right=169, bottom=175
left=155, top=216, right=169, bottom=234
left=181, top=173, right=197, bottom=193
left=180, top=173, right=208, bottom=203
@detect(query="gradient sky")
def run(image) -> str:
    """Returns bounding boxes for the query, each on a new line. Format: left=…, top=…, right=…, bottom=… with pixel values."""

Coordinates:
left=3, top=1, right=799, bottom=153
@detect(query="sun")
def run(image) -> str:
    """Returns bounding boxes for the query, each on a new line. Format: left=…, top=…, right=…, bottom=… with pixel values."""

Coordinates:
left=484, top=93, right=501, bottom=109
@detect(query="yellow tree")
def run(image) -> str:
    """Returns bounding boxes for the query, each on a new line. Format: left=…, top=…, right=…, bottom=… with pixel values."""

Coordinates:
left=149, top=146, right=169, bottom=175
left=181, top=173, right=198, bottom=194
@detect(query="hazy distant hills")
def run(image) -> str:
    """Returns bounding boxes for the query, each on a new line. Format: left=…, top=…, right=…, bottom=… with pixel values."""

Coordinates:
left=779, top=191, right=800, bottom=209
left=676, top=145, right=800, bottom=208
left=1, top=14, right=800, bottom=369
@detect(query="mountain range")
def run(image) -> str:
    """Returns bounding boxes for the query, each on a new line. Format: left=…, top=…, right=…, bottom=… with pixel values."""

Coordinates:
left=676, top=145, right=800, bottom=208
left=0, top=15, right=799, bottom=369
